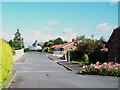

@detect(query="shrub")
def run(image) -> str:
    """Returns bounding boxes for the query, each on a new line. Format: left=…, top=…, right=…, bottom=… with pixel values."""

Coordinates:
left=68, top=50, right=89, bottom=65
left=48, top=48, right=53, bottom=53
left=68, top=50, right=84, bottom=62
left=82, top=62, right=120, bottom=77
left=108, top=68, right=119, bottom=76
left=43, top=47, right=53, bottom=53
left=99, top=66, right=110, bottom=76
left=24, top=48, right=30, bottom=52
left=0, top=39, right=14, bottom=89
left=81, top=54, right=89, bottom=64
left=84, top=54, right=89, bottom=63
left=12, top=47, right=16, bottom=55
left=89, top=51, right=108, bottom=64
left=82, top=66, right=97, bottom=75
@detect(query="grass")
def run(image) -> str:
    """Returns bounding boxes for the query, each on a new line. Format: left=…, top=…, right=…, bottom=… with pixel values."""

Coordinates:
left=71, top=61, right=81, bottom=64
left=71, top=61, right=89, bottom=66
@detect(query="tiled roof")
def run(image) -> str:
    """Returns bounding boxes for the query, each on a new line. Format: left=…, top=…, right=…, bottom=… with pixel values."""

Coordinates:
left=50, top=42, right=74, bottom=49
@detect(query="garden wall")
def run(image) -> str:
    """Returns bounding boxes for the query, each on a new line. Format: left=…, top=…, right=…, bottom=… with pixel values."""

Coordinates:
left=13, top=49, right=24, bottom=61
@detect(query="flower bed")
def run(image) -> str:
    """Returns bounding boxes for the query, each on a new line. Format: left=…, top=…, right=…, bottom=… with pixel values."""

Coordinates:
left=81, top=62, right=120, bottom=77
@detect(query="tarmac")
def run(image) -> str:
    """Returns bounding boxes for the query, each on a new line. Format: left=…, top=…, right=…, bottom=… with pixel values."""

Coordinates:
left=48, top=54, right=83, bottom=73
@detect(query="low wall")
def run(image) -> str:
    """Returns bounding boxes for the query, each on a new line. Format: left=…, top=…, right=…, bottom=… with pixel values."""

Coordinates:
left=53, top=51, right=67, bottom=55
left=13, top=49, right=24, bottom=62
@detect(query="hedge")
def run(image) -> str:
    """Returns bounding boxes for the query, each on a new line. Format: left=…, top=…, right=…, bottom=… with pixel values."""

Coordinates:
left=67, top=50, right=84, bottom=62
left=0, top=39, right=14, bottom=89
left=89, top=51, right=108, bottom=63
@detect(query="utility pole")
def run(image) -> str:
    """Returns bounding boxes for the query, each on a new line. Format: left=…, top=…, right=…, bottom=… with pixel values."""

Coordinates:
left=68, top=33, right=70, bottom=63
left=63, top=31, right=70, bottom=63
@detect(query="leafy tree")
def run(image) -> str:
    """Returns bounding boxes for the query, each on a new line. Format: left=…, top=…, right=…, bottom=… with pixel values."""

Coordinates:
left=49, top=40, right=53, bottom=42
left=8, top=40, right=15, bottom=48
left=74, top=35, right=106, bottom=55
left=8, top=40, right=16, bottom=55
left=13, top=29, right=24, bottom=50
left=53, top=37, right=64, bottom=45
left=43, top=41, right=54, bottom=47
left=63, top=40, right=68, bottom=43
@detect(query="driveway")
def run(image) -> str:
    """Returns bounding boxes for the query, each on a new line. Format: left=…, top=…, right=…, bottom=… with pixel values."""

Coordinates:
left=9, top=52, right=118, bottom=88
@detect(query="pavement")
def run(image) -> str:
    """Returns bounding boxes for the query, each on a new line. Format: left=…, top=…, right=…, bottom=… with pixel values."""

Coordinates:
left=48, top=54, right=83, bottom=73
left=8, top=52, right=119, bottom=88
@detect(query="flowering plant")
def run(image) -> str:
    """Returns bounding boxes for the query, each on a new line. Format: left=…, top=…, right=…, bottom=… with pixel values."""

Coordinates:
left=82, top=62, right=120, bottom=77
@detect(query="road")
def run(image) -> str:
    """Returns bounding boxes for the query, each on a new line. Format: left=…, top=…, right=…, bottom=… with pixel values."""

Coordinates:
left=9, top=52, right=118, bottom=88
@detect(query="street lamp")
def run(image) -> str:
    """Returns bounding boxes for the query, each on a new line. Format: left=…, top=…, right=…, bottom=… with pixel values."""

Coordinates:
left=63, top=31, right=70, bottom=63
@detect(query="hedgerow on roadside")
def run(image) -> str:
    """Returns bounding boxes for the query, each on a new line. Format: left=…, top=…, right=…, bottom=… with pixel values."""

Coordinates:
left=0, top=39, right=14, bottom=89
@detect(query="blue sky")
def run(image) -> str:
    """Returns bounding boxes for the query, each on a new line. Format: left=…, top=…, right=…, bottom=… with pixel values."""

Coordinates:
left=1, top=2, right=118, bottom=46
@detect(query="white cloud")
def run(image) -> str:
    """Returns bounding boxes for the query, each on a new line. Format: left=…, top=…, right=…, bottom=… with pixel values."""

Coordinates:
left=48, top=20, right=59, bottom=27
left=22, top=30, right=57, bottom=46
left=1, top=30, right=57, bottom=46
left=0, top=32, right=13, bottom=41
left=110, top=0, right=118, bottom=5
left=96, top=22, right=113, bottom=32
left=42, top=27, right=52, bottom=32
left=63, top=27, right=74, bottom=33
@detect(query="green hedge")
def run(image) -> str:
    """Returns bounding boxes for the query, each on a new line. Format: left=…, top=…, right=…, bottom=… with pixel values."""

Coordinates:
left=0, top=39, right=14, bottom=89
left=24, top=48, right=30, bottom=52
left=89, top=51, right=108, bottom=63
left=68, top=50, right=84, bottom=62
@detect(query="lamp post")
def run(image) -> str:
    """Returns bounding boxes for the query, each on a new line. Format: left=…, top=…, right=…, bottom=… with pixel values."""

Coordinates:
left=63, top=31, right=70, bottom=63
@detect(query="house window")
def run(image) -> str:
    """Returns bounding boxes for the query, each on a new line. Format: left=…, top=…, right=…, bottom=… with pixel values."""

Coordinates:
left=54, top=48, right=57, bottom=51
left=54, top=48, right=60, bottom=51
left=60, top=48, right=64, bottom=51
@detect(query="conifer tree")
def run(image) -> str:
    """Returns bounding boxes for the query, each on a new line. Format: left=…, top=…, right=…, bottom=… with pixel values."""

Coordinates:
left=13, top=29, right=24, bottom=50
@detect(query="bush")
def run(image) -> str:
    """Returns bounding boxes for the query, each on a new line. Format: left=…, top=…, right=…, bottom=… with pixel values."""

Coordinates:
left=68, top=50, right=89, bottom=65
left=84, top=54, right=89, bottom=63
left=43, top=47, right=53, bottom=53
left=24, top=48, right=30, bottom=52
left=0, top=39, right=14, bottom=89
left=48, top=48, right=53, bottom=53
left=83, top=66, right=95, bottom=74
left=12, top=47, right=16, bottom=55
left=89, top=51, right=108, bottom=64
left=68, top=50, right=84, bottom=62
left=82, top=62, right=120, bottom=77
left=98, top=67, right=120, bottom=76
left=99, top=66, right=110, bottom=76
left=81, top=54, right=89, bottom=64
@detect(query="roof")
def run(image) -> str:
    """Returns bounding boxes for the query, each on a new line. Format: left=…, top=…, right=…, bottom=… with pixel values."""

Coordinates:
left=50, top=42, right=75, bottom=49
left=107, top=26, right=120, bottom=44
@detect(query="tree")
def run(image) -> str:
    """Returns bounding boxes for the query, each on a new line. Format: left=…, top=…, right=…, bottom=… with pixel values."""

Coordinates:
left=8, top=40, right=15, bottom=48
left=8, top=40, right=16, bottom=55
left=53, top=37, right=64, bottom=45
left=13, top=29, right=24, bottom=50
left=43, top=41, right=54, bottom=47
left=43, top=37, right=65, bottom=49
left=74, top=35, right=106, bottom=55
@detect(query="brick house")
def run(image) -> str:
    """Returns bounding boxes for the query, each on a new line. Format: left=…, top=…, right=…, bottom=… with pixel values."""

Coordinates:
left=107, top=26, right=120, bottom=63
left=50, top=42, right=77, bottom=56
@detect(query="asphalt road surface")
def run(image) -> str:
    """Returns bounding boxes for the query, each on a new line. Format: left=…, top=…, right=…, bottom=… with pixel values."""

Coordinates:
left=9, top=52, right=118, bottom=88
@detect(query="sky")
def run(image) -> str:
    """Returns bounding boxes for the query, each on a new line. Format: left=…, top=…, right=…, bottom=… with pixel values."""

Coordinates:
left=0, top=2, right=118, bottom=46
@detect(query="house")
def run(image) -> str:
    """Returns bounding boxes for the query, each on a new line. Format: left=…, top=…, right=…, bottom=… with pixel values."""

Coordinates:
left=107, top=26, right=120, bottom=63
left=50, top=42, right=77, bottom=56
left=29, top=40, right=42, bottom=51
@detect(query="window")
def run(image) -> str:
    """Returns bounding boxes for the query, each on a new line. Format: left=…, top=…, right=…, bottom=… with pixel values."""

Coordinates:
left=60, top=48, right=64, bottom=51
